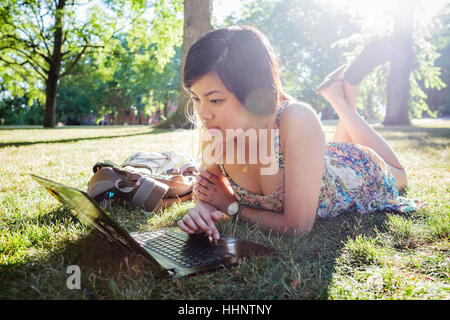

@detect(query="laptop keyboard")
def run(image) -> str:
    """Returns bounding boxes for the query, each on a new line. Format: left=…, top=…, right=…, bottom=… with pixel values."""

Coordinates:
left=134, top=231, right=235, bottom=268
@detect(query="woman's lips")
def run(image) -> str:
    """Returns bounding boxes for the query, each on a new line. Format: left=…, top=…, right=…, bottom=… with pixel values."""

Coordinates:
left=206, top=127, right=222, bottom=137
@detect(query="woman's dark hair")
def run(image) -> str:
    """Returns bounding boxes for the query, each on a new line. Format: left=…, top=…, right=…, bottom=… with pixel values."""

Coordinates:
left=183, top=26, right=289, bottom=117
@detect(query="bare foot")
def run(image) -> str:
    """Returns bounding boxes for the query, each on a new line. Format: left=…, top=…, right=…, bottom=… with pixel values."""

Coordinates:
left=318, top=78, right=346, bottom=105
left=317, top=67, right=359, bottom=112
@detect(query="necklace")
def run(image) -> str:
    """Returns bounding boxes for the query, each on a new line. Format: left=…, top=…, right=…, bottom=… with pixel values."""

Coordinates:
left=239, top=113, right=274, bottom=174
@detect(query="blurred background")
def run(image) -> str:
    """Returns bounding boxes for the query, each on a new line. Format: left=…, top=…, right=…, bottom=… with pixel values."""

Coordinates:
left=0, top=0, right=448, bottom=127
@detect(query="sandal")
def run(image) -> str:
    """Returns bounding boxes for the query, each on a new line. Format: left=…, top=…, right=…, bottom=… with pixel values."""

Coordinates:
left=315, top=65, right=347, bottom=93
left=316, top=39, right=393, bottom=92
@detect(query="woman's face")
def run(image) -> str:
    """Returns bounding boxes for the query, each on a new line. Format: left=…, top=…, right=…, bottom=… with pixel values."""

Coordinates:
left=190, top=72, right=277, bottom=165
left=189, top=72, right=251, bottom=135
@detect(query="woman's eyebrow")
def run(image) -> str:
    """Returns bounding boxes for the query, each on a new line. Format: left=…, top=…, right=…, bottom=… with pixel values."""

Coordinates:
left=189, top=89, right=224, bottom=97
left=204, top=90, right=223, bottom=97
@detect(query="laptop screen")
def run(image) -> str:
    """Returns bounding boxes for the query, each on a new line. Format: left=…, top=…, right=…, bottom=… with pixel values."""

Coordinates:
left=30, top=174, right=140, bottom=254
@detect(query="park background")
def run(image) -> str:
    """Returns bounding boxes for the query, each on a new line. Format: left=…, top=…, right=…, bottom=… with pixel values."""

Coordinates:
left=1, top=0, right=449, bottom=127
left=0, top=0, right=449, bottom=300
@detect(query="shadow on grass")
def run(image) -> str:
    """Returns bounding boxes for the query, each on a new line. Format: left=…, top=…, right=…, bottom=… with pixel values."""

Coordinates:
left=272, top=210, right=390, bottom=299
left=375, top=125, right=450, bottom=150
left=0, top=206, right=168, bottom=299
left=0, top=204, right=394, bottom=299
left=0, top=128, right=174, bottom=149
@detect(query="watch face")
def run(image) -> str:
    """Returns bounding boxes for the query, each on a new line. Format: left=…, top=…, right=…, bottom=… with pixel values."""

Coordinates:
left=228, top=201, right=239, bottom=215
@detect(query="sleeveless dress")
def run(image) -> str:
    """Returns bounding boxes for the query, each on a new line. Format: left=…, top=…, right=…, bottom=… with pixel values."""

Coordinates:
left=219, top=101, right=424, bottom=218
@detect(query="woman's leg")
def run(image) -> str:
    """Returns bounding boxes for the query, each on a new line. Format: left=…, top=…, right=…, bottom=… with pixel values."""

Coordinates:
left=320, top=80, right=407, bottom=190
left=330, top=69, right=353, bottom=143
left=332, top=120, right=353, bottom=143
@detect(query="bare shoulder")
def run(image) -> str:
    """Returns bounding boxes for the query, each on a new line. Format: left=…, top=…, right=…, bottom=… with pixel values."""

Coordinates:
left=279, top=101, right=323, bottom=138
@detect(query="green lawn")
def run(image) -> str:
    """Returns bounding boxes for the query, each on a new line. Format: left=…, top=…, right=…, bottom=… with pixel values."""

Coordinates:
left=0, top=122, right=449, bottom=299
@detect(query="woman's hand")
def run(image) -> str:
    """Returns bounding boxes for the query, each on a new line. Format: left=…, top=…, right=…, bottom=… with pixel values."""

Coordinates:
left=177, top=200, right=223, bottom=240
left=194, top=169, right=235, bottom=212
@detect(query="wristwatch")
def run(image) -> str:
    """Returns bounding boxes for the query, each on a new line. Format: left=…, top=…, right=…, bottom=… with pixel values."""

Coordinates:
left=226, top=201, right=240, bottom=216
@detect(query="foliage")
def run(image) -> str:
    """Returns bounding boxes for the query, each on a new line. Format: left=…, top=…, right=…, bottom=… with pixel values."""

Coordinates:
left=0, top=0, right=113, bottom=103
left=1, top=0, right=448, bottom=124
left=88, top=0, right=183, bottom=121
left=55, top=60, right=105, bottom=124
left=323, top=0, right=447, bottom=120
left=0, top=95, right=43, bottom=125
left=54, top=38, right=181, bottom=124
left=225, top=0, right=359, bottom=118
left=225, top=0, right=448, bottom=120
left=0, top=0, right=183, bottom=125
left=424, top=3, right=450, bottom=116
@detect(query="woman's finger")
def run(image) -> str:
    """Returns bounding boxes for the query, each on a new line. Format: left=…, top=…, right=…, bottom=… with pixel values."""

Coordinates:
left=182, top=214, right=199, bottom=233
left=211, top=210, right=223, bottom=222
left=196, top=184, right=211, bottom=197
left=197, top=176, right=212, bottom=189
left=177, top=220, right=195, bottom=234
left=199, top=169, right=219, bottom=184
left=198, top=210, right=220, bottom=239
left=190, top=209, right=214, bottom=235
left=193, top=189, right=207, bottom=202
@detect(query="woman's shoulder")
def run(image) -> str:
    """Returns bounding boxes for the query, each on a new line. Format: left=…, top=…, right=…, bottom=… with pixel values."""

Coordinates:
left=279, top=100, right=323, bottom=133
left=277, top=99, right=325, bottom=165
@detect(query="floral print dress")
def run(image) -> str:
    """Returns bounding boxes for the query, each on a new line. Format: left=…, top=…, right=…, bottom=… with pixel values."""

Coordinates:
left=219, top=101, right=424, bottom=218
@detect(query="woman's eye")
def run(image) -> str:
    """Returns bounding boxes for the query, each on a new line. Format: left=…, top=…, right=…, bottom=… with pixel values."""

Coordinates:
left=210, top=99, right=223, bottom=104
left=191, top=97, right=200, bottom=103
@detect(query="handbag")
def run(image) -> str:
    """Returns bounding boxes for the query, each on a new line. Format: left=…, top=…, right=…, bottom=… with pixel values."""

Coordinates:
left=87, top=151, right=199, bottom=215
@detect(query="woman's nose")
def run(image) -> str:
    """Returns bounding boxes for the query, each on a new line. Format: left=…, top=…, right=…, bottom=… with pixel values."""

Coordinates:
left=198, top=104, right=213, bottom=121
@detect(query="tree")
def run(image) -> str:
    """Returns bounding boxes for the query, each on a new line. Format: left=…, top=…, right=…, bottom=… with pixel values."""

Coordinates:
left=157, top=0, right=212, bottom=128
left=423, top=3, right=449, bottom=117
left=56, top=57, right=105, bottom=124
left=230, top=0, right=359, bottom=118
left=383, top=0, right=415, bottom=125
left=0, top=0, right=182, bottom=127
left=225, top=0, right=446, bottom=123
left=0, top=0, right=117, bottom=127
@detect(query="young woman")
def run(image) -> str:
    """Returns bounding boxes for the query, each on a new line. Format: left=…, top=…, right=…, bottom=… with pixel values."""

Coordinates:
left=176, top=26, right=422, bottom=240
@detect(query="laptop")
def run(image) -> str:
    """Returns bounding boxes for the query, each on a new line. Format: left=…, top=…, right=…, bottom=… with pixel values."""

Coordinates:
left=30, top=174, right=275, bottom=278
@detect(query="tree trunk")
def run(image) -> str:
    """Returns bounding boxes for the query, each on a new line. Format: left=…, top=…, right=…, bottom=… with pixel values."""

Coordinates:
left=43, top=75, right=58, bottom=127
left=43, top=0, right=65, bottom=128
left=156, top=0, right=212, bottom=129
left=163, top=93, right=170, bottom=118
left=384, top=0, right=414, bottom=126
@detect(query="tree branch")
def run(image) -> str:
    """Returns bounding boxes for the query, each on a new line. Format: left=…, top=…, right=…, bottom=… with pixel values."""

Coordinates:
left=58, top=44, right=88, bottom=78
left=3, top=32, right=52, bottom=64
left=15, top=47, right=49, bottom=74
left=0, top=39, right=50, bottom=74
left=0, top=56, right=47, bottom=82
left=28, top=2, right=53, bottom=57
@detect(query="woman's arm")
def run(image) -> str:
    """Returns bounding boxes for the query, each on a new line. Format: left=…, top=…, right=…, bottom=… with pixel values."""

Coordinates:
left=238, top=206, right=304, bottom=236
left=283, top=103, right=325, bottom=234
left=240, top=103, right=325, bottom=236
left=195, top=166, right=236, bottom=212
left=178, top=163, right=236, bottom=240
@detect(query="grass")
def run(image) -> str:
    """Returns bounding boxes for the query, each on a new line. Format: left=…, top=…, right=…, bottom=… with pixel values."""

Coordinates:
left=0, top=121, right=449, bottom=300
